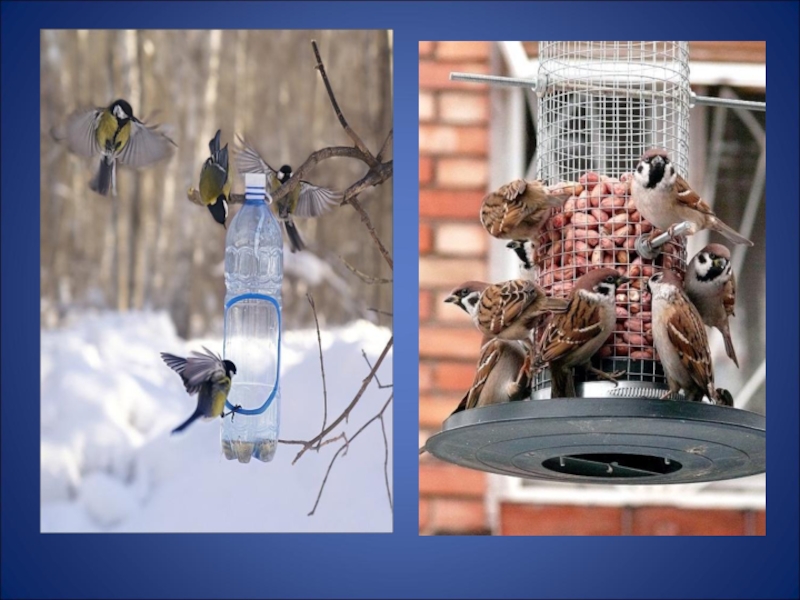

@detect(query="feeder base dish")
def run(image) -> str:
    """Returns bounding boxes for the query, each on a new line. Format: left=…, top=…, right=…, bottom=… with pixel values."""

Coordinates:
left=424, top=398, right=765, bottom=485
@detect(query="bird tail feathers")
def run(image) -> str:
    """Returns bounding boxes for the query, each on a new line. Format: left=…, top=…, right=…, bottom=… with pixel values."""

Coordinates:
left=284, top=219, right=305, bottom=253
left=171, top=408, right=203, bottom=435
left=90, top=158, right=114, bottom=196
left=710, top=217, right=753, bottom=246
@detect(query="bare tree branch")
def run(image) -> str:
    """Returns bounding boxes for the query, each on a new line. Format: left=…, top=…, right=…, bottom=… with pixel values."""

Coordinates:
left=377, top=129, right=393, bottom=163
left=362, top=349, right=392, bottom=389
left=308, top=393, right=393, bottom=516
left=307, top=293, right=328, bottom=452
left=379, top=414, right=393, bottom=511
left=340, top=257, right=392, bottom=285
left=311, top=39, right=379, bottom=169
left=367, top=307, right=393, bottom=317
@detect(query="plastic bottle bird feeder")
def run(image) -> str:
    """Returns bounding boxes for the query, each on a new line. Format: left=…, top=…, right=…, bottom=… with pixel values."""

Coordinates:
left=425, top=42, right=766, bottom=484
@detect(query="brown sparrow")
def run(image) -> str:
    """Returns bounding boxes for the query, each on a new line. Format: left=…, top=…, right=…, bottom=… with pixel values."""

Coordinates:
left=480, top=179, right=581, bottom=244
left=538, top=268, right=630, bottom=398
left=685, top=244, right=739, bottom=368
left=631, top=149, right=753, bottom=246
left=445, top=279, right=568, bottom=341
left=450, top=337, right=531, bottom=415
left=648, top=270, right=732, bottom=406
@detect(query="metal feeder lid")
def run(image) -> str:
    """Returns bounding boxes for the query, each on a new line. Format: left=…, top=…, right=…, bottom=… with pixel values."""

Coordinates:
left=424, top=398, right=765, bottom=485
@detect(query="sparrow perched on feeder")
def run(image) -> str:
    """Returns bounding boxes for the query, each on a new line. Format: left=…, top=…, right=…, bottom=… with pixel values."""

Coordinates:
left=631, top=148, right=753, bottom=246
left=685, top=244, right=739, bottom=368
left=160, top=347, right=240, bottom=434
left=444, top=279, right=569, bottom=342
left=480, top=179, right=581, bottom=250
left=198, top=129, right=231, bottom=228
left=234, top=135, right=342, bottom=253
left=538, top=268, right=629, bottom=399
left=647, top=270, right=732, bottom=406
left=449, top=337, right=531, bottom=415
left=52, top=99, right=176, bottom=197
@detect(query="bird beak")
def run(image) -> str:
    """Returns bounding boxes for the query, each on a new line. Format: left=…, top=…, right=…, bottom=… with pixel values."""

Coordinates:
left=651, top=156, right=664, bottom=166
left=617, top=275, right=630, bottom=287
left=444, top=295, right=458, bottom=304
left=713, top=258, right=723, bottom=269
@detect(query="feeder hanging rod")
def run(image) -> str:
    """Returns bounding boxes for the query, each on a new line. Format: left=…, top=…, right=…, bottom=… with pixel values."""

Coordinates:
left=449, top=72, right=766, bottom=112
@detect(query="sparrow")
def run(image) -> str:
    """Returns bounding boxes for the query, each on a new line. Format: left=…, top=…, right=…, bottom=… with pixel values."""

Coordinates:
left=538, top=268, right=629, bottom=398
left=450, top=337, right=531, bottom=415
left=444, top=279, right=569, bottom=342
left=480, top=179, right=581, bottom=247
left=234, top=135, right=342, bottom=252
left=648, top=270, right=732, bottom=406
left=53, top=99, right=176, bottom=197
left=685, top=244, right=739, bottom=368
left=631, top=148, right=753, bottom=246
left=160, top=347, right=240, bottom=434
left=198, top=129, right=231, bottom=228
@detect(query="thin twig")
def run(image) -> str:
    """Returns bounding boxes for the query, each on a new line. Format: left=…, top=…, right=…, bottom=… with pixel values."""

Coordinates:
left=288, top=336, right=393, bottom=464
left=367, top=307, right=393, bottom=317
left=307, top=293, right=328, bottom=451
left=376, top=129, right=393, bottom=163
left=379, top=414, right=393, bottom=511
left=340, top=256, right=392, bottom=285
left=308, top=394, right=393, bottom=516
left=311, top=39, right=379, bottom=169
left=343, top=175, right=394, bottom=270
left=362, top=349, right=392, bottom=389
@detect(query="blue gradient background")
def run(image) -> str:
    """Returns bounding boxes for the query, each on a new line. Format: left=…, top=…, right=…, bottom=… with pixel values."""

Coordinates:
left=2, top=1, right=798, bottom=598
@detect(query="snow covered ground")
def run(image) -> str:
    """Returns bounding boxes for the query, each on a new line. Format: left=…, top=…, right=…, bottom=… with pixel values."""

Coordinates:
left=40, top=311, right=393, bottom=533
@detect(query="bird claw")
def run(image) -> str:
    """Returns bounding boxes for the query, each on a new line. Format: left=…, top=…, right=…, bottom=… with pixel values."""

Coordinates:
left=587, top=366, right=626, bottom=387
left=223, top=404, right=243, bottom=420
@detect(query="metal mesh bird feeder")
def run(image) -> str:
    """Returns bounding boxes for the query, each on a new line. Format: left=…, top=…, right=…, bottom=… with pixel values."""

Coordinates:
left=424, top=42, right=766, bottom=485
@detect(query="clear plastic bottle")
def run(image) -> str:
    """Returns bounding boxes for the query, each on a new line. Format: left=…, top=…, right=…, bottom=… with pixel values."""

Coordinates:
left=221, top=173, right=283, bottom=463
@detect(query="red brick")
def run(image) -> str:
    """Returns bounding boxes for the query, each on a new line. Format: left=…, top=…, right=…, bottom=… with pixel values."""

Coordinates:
left=419, top=41, right=435, bottom=58
left=420, top=461, right=486, bottom=497
left=419, top=498, right=431, bottom=531
left=436, top=42, right=491, bottom=62
left=500, top=504, right=623, bottom=536
left=434, top=361, right=477, bottom=391
left=419, top=222, right=433, bottom=255
left=419, top=125, right=488, bottom=156
left=437, top=158, right=488, bottom=188
left=419, top=190, right=485, bottom=220
left=419, top=363, right=433, bottom=392
left=430, top=498, right=487, bottom=533
left=435, top=222, right=488, bottom=256
left=419, top=326, right=483, bottom=360
left=419, top=91, right=436, bottom=122
left=755, top=510, right=765, bottom=535
left=631, top=507, right=746, bottom=536
left=439, top=91, right=489, bottom=125
left=419, top=394, right=462, bottom=429
left=419, top=257, right=486, bottom=288
left=436, top=289, right=475, bottom=324
left=420, top=60, right=490, bottom=91
left=419, top=289, right=432, bottom=321
left=419, top=156, right=433, bottom=185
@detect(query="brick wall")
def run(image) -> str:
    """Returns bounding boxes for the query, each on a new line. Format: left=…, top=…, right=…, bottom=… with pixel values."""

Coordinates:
left=419, top=41, right=492, bottom=535
left=418, top=41, right=765, bottom=536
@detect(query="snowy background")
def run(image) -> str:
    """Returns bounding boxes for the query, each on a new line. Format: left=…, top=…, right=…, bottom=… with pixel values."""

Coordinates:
left=40, top=311, right=393, bottom=533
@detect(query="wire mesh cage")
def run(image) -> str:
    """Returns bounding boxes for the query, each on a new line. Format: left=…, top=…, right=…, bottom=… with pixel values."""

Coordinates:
left=531, top=41, right=692, bottom=398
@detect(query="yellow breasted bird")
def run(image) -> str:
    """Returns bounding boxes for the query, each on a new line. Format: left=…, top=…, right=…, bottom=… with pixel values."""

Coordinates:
left=234, top=135, right=342, bottom=253
left=160, top=347, right=239, bottom=435
left=199, top=129, right=231, bottom=227
left=53, top=99, right=176, bottom=197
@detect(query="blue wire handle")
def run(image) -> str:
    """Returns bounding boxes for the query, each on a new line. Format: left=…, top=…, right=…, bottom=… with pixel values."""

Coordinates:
left=223, top=293, right=282, bottom=415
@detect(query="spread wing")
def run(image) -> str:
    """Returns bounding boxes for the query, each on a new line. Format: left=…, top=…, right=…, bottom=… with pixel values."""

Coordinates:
left=539, top=294, right=605, bottom=364
left=118, top=118, right=176, bottom=168
left=234, top=135, right=280, bottom=187
left=56, top=106, right=102, bottom=158
left=674, top=175, right=715, bottom=216
left=665, top=301, right=714, bottom=394
left=295, top=181, right=342, bottom=217
left=161, top=347, right=224, bottom=395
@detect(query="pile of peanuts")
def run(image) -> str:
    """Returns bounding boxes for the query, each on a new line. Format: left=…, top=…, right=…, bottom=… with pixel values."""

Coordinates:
left=532, top=171, right=685, bottom=364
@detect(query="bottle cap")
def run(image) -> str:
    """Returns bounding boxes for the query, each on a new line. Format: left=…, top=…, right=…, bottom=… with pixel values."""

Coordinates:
left=245, top=172, right=267, bottom=190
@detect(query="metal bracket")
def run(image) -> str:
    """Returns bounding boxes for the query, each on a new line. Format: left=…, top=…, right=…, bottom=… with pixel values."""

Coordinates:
left=635, top=221, right=692, bottom=260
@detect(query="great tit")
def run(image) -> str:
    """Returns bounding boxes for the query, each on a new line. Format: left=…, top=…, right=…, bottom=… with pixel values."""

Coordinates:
left=54, top=99, right=176, bottom=197
left=199, top=129, right=231, bottom=228
left=160, top=347, right=239, bottom=435
left=234, top=135, right=342, bottom=253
